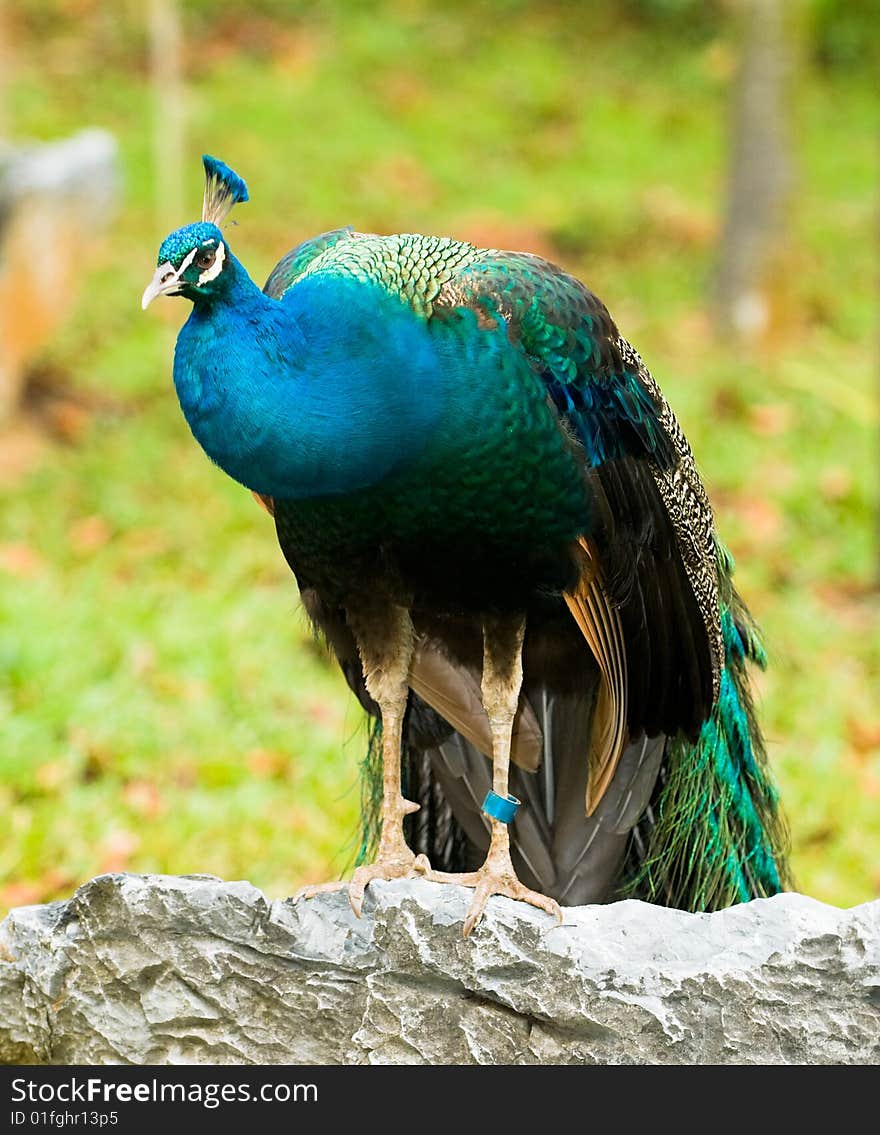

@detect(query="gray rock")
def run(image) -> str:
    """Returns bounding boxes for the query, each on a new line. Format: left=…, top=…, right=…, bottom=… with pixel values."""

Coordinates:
left=0, top=128, right=119, bottom=422
left=0, top=874, right=877, bottom=1065
left=0, top=129, right=118, bottom=216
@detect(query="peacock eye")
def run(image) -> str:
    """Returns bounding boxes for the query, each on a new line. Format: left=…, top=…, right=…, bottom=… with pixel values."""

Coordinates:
left=195, top=249, right=215, bottom=270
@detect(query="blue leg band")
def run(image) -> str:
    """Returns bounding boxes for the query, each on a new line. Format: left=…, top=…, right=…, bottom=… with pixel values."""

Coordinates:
left=482, top=790, right=521, bottom=824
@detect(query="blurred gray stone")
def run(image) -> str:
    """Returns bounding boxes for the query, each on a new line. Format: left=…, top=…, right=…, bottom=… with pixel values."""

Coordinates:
left=0, top=129, right=118, bottom=216
left=0, top=128, right=119, bottom=422
left=0, top=873, right=877, bottom=1065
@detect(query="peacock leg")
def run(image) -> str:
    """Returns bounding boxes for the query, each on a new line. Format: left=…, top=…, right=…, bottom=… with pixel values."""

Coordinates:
left=296, top=602, right=427, bottom=917
left=427, top=615, right=563, bottom=937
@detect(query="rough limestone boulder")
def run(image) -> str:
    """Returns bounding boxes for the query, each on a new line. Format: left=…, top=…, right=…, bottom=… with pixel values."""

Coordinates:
left=0, top=874, right=877, bottom=1065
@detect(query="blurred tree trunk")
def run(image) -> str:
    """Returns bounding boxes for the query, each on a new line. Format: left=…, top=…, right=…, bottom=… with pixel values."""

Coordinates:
left=0, top=0, right=8, bottom=140
left=712, top=0, right=797, bottom=339
left=148, top=0, right=184, bottom=231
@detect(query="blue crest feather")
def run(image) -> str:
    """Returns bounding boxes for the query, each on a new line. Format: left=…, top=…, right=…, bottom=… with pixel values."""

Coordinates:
left=202, top=155, right=249, bottom=225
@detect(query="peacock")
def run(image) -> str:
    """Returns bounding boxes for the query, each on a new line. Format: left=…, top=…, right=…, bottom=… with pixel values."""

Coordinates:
left=143, top=156, right=791, bottom=936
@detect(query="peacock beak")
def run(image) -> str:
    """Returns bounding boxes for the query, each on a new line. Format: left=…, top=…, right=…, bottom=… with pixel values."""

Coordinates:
left=141, top=261, right=181, bottom=309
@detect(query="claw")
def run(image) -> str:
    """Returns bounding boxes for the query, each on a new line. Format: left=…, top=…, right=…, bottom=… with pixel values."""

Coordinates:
left=463, top=879, right=562, bottom=937
left=293, top=879, right=348, bottom=902
left=295, top=845, right=432, bottom=918
left=423, top=863, right=563, bottom=937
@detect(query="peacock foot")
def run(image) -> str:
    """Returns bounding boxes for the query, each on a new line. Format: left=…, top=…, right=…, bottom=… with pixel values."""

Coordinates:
left=295, top=850, right=431, bottom=917
left=425, top=860, right=563, bottom=937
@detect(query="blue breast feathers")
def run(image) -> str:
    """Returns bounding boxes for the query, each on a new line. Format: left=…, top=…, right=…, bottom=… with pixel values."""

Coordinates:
left=172, top=270, right=458, bottom=500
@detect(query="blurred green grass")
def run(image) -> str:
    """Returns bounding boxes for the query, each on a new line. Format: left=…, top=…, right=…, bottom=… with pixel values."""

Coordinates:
left=1, top=2, right=876, bottom=913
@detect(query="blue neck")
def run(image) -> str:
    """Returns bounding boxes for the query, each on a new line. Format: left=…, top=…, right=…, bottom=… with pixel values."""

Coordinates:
left=172, top=256, right=447, bottom=499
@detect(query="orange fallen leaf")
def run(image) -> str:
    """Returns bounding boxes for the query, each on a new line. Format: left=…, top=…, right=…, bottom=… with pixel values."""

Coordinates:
left=247, top=748, right=288, bottom=779
left=98, top=829, right=141, bottom=873
left=734, top=497, right=783, bottom=543
left=122, top=780, right=165, bottom=819
left=749, top=402, right=792, bottom=437
left=44, top=399, right=91, bottom=443
left=0, top=421, right=47, bottom=486
left=0, top=542, right=46, bottom=578
left=847, top=719, right=880, bottom=757
left=70, top=514, right=112, bottom=553
left=818, top=465, right=853, bottom=502
left=0, top=881, right=45, bottom=908
left=307, top=700, right=339, bottom=726
left=0, top=868, right=75, bottom=911
left=452, top=212, right=563, bottom=265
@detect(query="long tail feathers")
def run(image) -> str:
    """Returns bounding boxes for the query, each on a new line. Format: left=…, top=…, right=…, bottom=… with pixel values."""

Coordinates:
left=621, top=586, right=792, bottom=910
left=355, top=559, right=791, bottom=910
left=355, top=717, right=384, bottom=868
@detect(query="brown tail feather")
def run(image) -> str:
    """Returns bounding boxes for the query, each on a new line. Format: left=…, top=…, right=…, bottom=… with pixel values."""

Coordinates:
left=563, top=537, right=629, bottom=815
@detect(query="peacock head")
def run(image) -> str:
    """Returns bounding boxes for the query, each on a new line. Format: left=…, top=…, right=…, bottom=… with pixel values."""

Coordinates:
left=142, top=155, right=249, bottom=310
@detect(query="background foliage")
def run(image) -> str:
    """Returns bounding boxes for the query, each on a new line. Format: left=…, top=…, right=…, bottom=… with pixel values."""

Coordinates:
left=1, top=0, right=876, bottom=913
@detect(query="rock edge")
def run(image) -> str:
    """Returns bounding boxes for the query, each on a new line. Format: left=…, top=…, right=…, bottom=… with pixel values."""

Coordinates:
left=1, top=874, right=877, bottom=1064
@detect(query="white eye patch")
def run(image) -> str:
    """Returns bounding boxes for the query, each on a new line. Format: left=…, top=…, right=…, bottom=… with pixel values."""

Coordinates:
left=177, top=246, right=199, bottom=274
left=197, top=241, right=225, bottom=285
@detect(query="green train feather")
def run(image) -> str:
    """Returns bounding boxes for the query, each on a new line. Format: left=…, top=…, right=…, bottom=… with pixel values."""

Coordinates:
left=621, top=548, right=792, bottom=910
